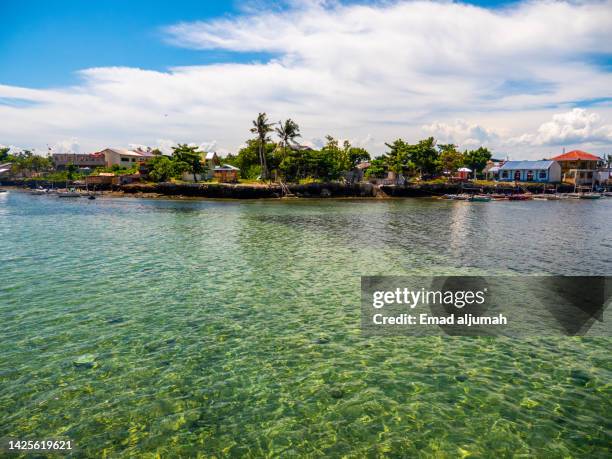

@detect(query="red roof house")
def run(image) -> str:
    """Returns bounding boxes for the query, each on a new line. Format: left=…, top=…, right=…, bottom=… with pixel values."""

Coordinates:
left=551, top=150, right=601, bottom=162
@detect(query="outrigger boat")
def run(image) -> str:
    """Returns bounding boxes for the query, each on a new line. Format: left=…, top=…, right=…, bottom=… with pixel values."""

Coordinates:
left=468, top=195, right=492, bottom=202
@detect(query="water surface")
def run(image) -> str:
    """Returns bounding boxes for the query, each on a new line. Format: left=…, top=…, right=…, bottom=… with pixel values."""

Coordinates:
left=0, top=191, right=610, bottom=457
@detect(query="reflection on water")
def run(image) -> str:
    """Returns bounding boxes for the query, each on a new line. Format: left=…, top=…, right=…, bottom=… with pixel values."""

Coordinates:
left=0, top=192, right=610, bottom=457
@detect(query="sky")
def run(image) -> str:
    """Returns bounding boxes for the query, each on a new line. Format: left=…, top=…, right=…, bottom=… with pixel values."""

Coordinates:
left=1, top=0, right=611, bottom=158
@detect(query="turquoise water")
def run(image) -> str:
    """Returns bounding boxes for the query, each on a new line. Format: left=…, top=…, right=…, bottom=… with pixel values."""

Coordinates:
left=0, top=191, right=610, bottom=457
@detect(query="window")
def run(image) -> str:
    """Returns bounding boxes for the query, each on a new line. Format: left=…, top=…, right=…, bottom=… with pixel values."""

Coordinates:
left=121, top=157, right=129, bottom=162
left=502, top=171, right=508, bottom=179
left=539, top=171, right=547, bottom=179
left=526, top=171, right=534, bottom=181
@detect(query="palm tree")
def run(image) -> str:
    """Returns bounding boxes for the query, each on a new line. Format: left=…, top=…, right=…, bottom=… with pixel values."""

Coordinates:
left=275, top=119, right=301, bottom=163
left=250, top=113, right=274, bottom=181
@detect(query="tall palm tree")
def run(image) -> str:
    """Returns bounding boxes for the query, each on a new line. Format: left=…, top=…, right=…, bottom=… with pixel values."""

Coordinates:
left=250, top=113, right=274, bottom=181
left=275, top=119, right=301, bottom=162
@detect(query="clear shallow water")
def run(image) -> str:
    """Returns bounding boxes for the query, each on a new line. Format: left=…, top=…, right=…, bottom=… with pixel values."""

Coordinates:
left=0, top=191, right=610, bottom=457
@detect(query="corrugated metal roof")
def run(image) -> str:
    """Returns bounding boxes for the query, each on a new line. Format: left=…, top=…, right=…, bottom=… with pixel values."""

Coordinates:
left=499, top=160, right=555, bottom=170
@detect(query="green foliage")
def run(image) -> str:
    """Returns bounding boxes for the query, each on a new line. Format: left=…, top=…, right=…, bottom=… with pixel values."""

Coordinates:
left=463, top=147, right=492, bottom=176
left=7, top=150, right=53, bottom=176
left=251, top=113, right=275, bottom=180
left=172, top=144, right=205, bottom=182
left=364, top=157, right=387, bottom=179
left=0, top=147, right=10, bottom=162
left=66, top=163, right=78, bottom=181
left=148, top=155, right=178, bottom=182
left=231, top=140, right=276, bottom=179
left=438, top=144, right=464, bottom=174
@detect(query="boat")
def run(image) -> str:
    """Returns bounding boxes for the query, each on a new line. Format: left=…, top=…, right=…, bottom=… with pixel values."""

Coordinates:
left=579, top=193, right=602, bottom=200
left=508, top=194, right=533, bottom=201
left=29, top=187, right=49, bottom=195
left=0, top=189, right=6, bottom=193
left=545, top=194, right=563, bottom=200
left=468, top=195, right=492, bottom=202
left=88, top=194, right=96, bottom=200
left=58, top=189, right=81, bottom=198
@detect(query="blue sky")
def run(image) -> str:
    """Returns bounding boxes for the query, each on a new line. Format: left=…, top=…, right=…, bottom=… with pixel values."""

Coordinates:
left=1, top=0, right=521, bottom=88
left=0, top=0, right=611, bottom=157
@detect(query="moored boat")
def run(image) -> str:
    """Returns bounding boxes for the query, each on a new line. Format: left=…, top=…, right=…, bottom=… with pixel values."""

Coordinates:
left=508, top=194, right=533, bottom=201
left=468, top=195, right=492, bottom=202
left=579, top=192, right=602, bottom=199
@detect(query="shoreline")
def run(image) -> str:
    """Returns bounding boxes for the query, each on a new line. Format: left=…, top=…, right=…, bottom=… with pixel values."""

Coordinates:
left=0, top=180, right=584, bottom=201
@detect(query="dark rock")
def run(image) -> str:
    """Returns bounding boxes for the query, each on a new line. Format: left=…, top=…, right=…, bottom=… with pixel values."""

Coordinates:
left=455, top=374, right=468, bottom=382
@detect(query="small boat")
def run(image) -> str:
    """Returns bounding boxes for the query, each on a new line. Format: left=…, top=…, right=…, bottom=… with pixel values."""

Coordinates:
left=29, top=187, right=48, bottom=195
left=0, top=189, right=6, bottom=193
left=508, top=194, right=533, bottom=201
left=545, top=194, right=563, bottom=200
left=579, top=193, right=602, bottom=200
left=468, top=195, right=492, bottom=202
left=88, top=194, right=96, bottom=200
left=58, top=189, right=81, bottom=198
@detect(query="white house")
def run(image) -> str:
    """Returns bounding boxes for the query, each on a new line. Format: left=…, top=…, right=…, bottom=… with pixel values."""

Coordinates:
left=498, top=160, right=562, bottom=183
left=97, top=148, right=156, bottom=168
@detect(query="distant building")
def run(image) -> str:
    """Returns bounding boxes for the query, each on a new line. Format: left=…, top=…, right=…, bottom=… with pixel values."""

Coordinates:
left=52, top=153, right=106, bottom=169
left=483, top=159, right=506, bottom=180
left=551, top=150, right=601, bottom=180
left=213, top=164, right=240, bottom=183
left=97, top=148, right=156, bottom=168
left=202, top=152, right=220, bottom=179
left=0, top=162, right=11, bottom=177
left=498, top=160, right=561, bottom=183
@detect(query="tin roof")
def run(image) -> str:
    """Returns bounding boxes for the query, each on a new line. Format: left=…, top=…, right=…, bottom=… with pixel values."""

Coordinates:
left=499, top=160, right=556, bottom=170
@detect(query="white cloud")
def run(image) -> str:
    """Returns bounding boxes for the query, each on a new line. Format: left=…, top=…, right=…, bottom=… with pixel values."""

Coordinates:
left=52, top=137, right=80, bottom=154
left=0, top=0, right=611, bottom=158
left=422, top=120, right=501, bottom=148
left=508, top=108, right=612, bottom=146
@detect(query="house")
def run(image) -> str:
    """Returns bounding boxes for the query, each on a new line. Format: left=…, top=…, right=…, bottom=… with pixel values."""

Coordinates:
left=202, top=152, right=220, bottom=179
left=96, top=148, right=156, bottom=168
left=0, top=162, right=11, bottom=177
left=551, top=150, right=601, bottom=181
left=594, top=168, right=612, bottom=187
left=483, top=159, right=506, bottom=180
left=213, top=164, right=240, bottom=183
left=52, top=153, right=106, bottom=169
left=498, top=160, right=561, bottom=183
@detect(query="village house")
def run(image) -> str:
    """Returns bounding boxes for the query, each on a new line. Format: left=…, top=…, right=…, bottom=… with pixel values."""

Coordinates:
left=213, top=164, right=240, bottom=183
left=550, top=150, right=602, bottom=186
left=97, top=148, right=156, bottom=168
left=483, top=159, right=506, bottom=180
left=52, top=152, right=106, bottom=169
left=203, top=152, right=220, bottom=179
left=497, top=160, right=562, bottom=183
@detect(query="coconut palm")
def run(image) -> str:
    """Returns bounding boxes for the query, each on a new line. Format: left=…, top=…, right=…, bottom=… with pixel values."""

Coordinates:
left=250, top=113, right=274, bottom=181
left=275, top=119, right=301, bottom=162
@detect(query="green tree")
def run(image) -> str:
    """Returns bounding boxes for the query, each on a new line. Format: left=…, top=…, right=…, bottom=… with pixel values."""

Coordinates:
left=463, top=147, right=492, bottom=178
left=409, top=137, right=440, bottom=176
left=172, top=144, right=205, bottom=182
left=384, top=139, right=411, bottom=180
left=0, top=147, right=10, bottom=162
left=364, top=157, right=387, bottom=179
left=275, top=119, right=301, bottom=164
left=250, top=113, right=274, bottom=181
left=438, top=144, right=463, bottom=175
left=148, top=155, right=176, bottom=182
left=66, top=163, right=78, bottom=181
